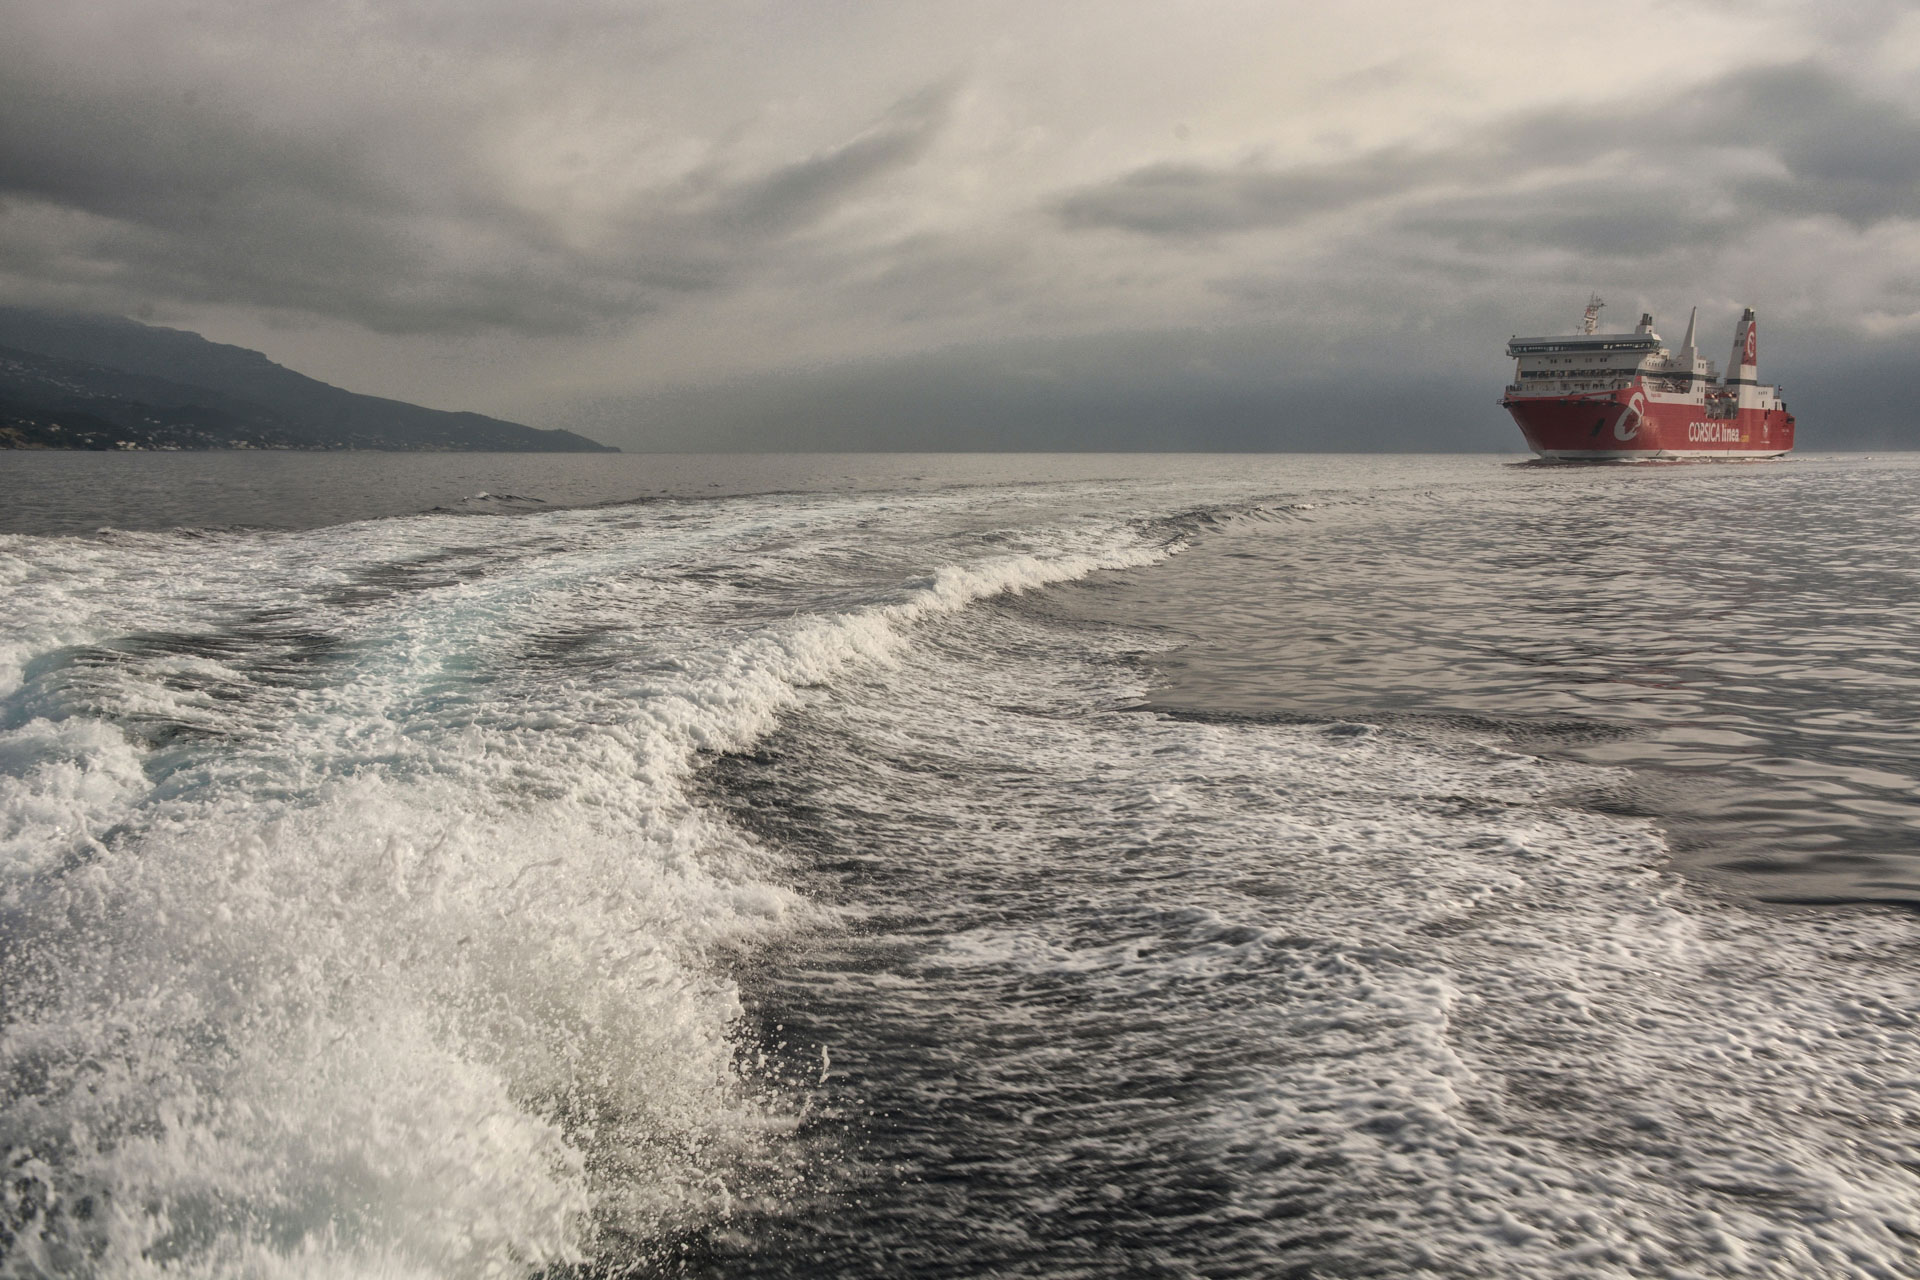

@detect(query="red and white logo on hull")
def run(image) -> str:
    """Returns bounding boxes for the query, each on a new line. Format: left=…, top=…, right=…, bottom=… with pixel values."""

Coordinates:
left=1614, top=391, right=1645, bottom=441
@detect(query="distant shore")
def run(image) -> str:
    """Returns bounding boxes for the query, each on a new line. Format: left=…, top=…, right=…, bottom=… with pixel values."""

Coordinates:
left=0, top=423, right=618, bottom=453
left=0, top=309, right=618, bottom=453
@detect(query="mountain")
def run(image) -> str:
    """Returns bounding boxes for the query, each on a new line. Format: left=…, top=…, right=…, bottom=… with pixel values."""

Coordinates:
left=0, top=308, right=616, bottom=452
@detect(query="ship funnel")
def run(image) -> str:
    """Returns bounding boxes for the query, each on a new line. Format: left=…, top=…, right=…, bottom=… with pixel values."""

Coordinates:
left=1679, top=306, right=1698, bottom=360
left=1729, top=307, right=1758, bottom=384
left=1636, top=312, right=1655, bottom=334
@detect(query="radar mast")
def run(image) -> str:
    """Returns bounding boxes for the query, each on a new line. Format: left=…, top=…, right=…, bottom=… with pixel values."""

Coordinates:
left=1581, top=294, right=1605, bottom=335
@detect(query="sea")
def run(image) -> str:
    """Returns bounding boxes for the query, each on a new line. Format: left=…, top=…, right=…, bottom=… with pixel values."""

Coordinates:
left=2, top=450, right=1918, bottom=1279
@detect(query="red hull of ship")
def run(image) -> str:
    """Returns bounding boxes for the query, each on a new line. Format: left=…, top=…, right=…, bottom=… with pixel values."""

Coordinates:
left=1503, top=390, right=1794, bottom=461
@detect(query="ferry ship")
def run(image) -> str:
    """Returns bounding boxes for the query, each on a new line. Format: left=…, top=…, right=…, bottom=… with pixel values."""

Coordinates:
left=1501, top=297, right=1794, bottom=461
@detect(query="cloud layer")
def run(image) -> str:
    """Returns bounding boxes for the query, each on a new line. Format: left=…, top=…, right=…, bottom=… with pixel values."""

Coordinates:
left=0, top=15, right=953, bottom=336
left=0, top=0, right=1915, bottom=443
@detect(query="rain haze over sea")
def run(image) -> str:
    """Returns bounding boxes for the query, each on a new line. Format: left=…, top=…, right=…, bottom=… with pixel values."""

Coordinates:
left=4, top=451, right=1920, bottom=1279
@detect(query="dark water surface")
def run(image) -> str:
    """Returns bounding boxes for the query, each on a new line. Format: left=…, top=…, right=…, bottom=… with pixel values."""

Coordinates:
left=3, top=451, right=1918, bottom=1279
left=1052, top=457, right=1920, bottom=909
left=0, top=451, right=1327, bottom=535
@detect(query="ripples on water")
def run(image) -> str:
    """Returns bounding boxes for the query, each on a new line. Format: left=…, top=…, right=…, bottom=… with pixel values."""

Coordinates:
left=1066, top=459, right=1920, bottom=909
left=1, top=453, right=1917, bottom=1278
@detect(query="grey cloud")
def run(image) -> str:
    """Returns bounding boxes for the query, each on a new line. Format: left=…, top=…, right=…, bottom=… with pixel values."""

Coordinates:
left=1692, top=65, right=1920, bottom=183
left=0, top=54, right=619, bottom=334
left=1497, top=63, right=1920, bottom=227
left=707, top=86, right=950, bottom=236
left=563, top=311, right=1918, bottom=454
left=2, top=1, right=1909, bottom=427
left=1462, top=65, right=1920, bottom=257
left=1709, top=66, right=1920, bottom=224
left=1400, top=182, right=1742, bottom=259
left=1057, top=61, right=1920, bottom=253
left=568, top=323, right=1516, bottom=453
left=845, top=235, right=1038, bottom=321
left=0, top=42, right=946, bottom=336
left=1392, top=62, right=1920, bottom=260
left=1055, top=152, right=1447, bottom=236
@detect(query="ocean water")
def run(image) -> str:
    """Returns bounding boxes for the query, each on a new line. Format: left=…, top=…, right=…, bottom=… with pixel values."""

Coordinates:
left=1, top=451, right=1917, bottom=1279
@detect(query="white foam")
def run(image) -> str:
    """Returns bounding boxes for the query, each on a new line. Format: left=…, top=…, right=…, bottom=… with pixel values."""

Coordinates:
left=737, top=592, right=1920, bottom=1278
left=0, top=487, right=1189, bottom=1276
left=23, top=468, right=1911, bottom=1277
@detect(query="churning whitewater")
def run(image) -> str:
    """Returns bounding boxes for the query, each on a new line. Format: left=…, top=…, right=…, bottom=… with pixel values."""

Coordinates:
left=0, top=483, right=1177, bottom=1277
left=2, top=458, right=1919, bottom=1279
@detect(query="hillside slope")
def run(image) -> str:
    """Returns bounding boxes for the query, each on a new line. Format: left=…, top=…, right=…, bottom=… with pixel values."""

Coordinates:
left=0, top=309, right=615, bottom=452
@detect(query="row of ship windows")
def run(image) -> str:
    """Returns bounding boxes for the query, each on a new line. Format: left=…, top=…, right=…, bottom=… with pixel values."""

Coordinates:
left=1514, top=382, right=1754, bottom=400
left=1508, top=342, right=1656, bottom=354
left=1519, top=382, right=1633, bottom=391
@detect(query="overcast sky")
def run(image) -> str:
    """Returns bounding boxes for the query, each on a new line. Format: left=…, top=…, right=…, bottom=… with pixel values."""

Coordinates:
left=3, top=0, right=1917, bottom=448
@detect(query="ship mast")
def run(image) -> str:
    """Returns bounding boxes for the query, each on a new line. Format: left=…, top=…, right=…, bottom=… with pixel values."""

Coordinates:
left=1581, top=294, right=1605, bottom=335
